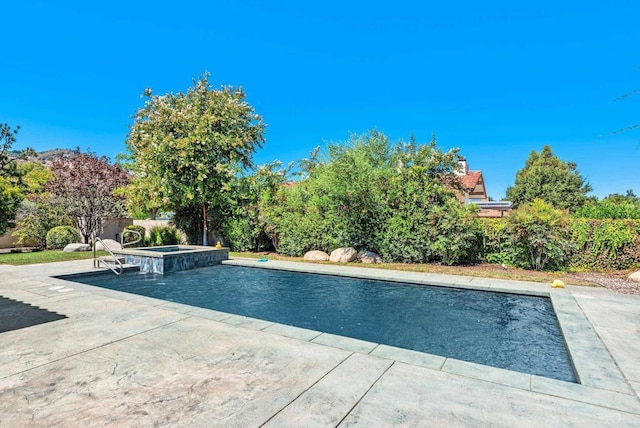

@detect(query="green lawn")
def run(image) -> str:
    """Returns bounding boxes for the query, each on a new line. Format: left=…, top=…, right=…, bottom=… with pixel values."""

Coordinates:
left=0, top=250, right=108, bottom=265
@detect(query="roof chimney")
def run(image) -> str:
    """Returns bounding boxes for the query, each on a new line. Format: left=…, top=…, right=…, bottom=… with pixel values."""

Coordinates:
left=456, top=157, right=469, bottom=176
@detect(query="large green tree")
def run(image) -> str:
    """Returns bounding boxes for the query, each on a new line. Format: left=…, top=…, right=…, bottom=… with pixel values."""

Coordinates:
left=506, top=145, right=592, bottom=211
left=0, top=124, right=24, bottom=235
left=125, top=73, right=265, bottom=245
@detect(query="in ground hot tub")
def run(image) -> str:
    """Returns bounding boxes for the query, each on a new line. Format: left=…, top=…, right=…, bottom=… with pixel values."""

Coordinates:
left=113, top=245, right=229, bottom=274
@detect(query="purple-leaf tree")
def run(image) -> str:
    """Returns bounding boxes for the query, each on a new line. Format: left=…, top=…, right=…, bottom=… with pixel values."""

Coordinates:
left=47, top=152, right=130, bottom=243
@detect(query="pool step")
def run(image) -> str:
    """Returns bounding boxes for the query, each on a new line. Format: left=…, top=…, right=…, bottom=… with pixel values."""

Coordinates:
left=98, top=256, right=125, bottom=265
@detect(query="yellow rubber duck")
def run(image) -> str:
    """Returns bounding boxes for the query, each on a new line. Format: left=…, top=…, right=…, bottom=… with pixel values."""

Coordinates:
left=551, top=279, right=565, bottom=288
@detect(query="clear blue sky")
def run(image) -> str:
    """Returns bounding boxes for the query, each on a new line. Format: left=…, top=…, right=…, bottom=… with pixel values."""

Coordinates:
left=2, top=1, right=638, bottom=199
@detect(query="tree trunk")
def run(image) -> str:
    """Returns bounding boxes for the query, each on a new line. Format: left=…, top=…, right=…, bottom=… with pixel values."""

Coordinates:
left=202, top=202, right=209, bottom=246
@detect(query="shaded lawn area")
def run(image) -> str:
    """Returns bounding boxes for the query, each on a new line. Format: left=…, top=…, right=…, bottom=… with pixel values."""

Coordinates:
left=0, top=250, right=108, bottom=265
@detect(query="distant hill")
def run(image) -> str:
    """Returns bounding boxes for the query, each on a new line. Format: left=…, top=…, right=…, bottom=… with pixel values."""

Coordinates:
left=8, top=148, right=77, bottom=163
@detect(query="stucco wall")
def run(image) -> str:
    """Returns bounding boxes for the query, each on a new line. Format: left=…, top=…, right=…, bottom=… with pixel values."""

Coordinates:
left=101, top=218, right=133, bottom=242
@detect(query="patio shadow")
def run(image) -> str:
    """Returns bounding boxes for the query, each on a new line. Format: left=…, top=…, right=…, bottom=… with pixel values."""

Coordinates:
left=0, top=296, right=67, bottom=333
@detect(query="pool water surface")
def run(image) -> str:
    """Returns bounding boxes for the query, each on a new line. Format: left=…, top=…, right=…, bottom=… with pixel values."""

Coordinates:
left=63, top=265, right=576, bottom=382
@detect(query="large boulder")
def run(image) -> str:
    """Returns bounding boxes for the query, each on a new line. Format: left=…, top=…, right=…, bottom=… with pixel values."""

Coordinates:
left=359, top=251, right=383, bottom=264
left=329, top=247, right=358, bottom=263
left=94, top=239, right=122, bottom=251
left=63, top=243, right=91, bottom=253
left=628, top=271, right=640, bottom=282
left=304, top=250, right=330, bottom=261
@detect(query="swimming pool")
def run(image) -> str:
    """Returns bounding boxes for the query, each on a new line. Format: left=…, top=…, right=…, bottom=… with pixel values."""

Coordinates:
left=62, top=265, right=576, bottom=382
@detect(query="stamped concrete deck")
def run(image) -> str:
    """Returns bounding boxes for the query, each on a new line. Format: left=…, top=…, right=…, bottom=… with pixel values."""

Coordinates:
left=1, top=258, right=639, bottom=427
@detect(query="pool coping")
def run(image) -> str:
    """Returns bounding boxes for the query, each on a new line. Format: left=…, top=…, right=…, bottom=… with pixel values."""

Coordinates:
left=50, top=258, right=640, bottom=415
left=219, top=259, right=637, bottom=412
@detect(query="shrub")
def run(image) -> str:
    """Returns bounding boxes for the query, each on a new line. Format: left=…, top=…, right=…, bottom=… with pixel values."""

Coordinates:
left=147, top=226, right=182, bottom=246
left=574, top=200, right=640, bottom=219
left=480, top=218, right=515, bottom=266
left=429, top=200, right=482, bottom=265
left=12, top=197, right=71, bottom=249
left=45, top=226, right=81, bottom=249
left=506, top=199, right=571, bottom=270
left=274, top=210, right=330, bottom=256
left=568, top=218, right=640, bottom=269
left=381, top=209, right=434, bottom=263
left=380, top=199, right=481, bottom=265
left=122, top=224, right=146, bottom=247
left=223, top=217, right=253, bottom=252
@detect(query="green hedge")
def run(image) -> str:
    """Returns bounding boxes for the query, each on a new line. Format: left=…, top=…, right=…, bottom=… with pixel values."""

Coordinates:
left=480, top=217, right=640, bottom=270
left=148, top=226, right=182, bottom=246
left=480, top=218, right=514, bottom=266
left=569, top=218, right=640, bottom=269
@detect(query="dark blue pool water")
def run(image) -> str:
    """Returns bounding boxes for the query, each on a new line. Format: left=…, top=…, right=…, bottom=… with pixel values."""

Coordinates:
left=65, top=265, right=576, bottom=382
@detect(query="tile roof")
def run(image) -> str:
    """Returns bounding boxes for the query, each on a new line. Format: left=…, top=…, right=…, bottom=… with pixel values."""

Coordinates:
left=459, top=170, right=482, bottom=190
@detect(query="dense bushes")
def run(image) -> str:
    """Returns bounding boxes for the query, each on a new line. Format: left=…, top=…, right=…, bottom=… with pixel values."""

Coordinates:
left=505, top=199, right=571, bottom=270
left=569, top=219, right=640, bottom=269
left=45, top=226, right=81, bottom=249
left=261, top=132, right=483, bottom=264
left=479, top=213, right=640, bottom=271
left=574, top=200, right=640, bottom=219
left=163, top=129, right=639, bottom=271
left=147, top=226, right=182, bottom=246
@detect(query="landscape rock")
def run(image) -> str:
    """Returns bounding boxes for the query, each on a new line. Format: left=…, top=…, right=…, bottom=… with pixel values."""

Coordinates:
left=63, top=243, right=91, bottom=253
left=359, top=251, right=383, bottom=264
left=329, top=247, right=358, bottom=263
left=94, top=239, right=122, bottom=251
left=627, top=271, right=640, bottom=282
left=304, top=250, right=330, bottom=261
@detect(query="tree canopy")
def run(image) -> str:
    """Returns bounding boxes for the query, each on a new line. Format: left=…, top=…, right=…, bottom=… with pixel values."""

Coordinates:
left=47, top=152, right=129, bottom=243
left=259, top=131, right=480, bottom=264
left=505, top=145, right=592, bottom=212
left=124, top=72, right=265, bottom=245
left=0, top=124, right=23, bottom=235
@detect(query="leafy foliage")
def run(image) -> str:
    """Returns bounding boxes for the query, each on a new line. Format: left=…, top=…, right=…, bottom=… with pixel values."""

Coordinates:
left=0, top=124, right=23, bottom=235
left=45, top=226, right=81, bottom=249
left=506, top=145, right=591, bottom=212
left=47, top=152, right=129, bottom=243
left=12, top=196, right=71, bottom=248
left=505, top=199, right=572, bottom=270
left=171, top=203, right=205, bottom=245
left=0, top=176, right=22, bottom=235
left=479, top=218, right=515, bottom=266
left=569, top=218, right=640, bottom=269
left=222, top=160, right=291, bottom=251
left=11, top=161, right=61, bottom=248
left=124, top=72, right=265, bottom=245
left=0, top=123, right=20, bottom=173
left=259, top=131, right=481, bottom=264
left=574, top=193, right=640, bottom=219
left=147, top=226, right=182, bottom=246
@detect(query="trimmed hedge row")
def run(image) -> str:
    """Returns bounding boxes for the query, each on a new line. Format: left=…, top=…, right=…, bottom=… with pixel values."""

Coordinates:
left=481, top=218, right=640, bottom=270
left=569, top=218, right=640, bottom=270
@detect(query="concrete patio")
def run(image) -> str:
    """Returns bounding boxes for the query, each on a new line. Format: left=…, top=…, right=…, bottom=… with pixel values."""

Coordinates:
left=1, top=258, right=639, bottom=427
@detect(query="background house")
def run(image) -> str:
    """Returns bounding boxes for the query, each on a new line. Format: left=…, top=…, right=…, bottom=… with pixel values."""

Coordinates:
left=456, top=158, right=512, bottom=217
